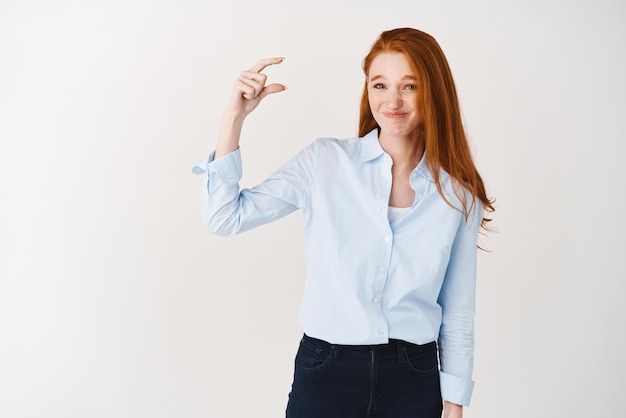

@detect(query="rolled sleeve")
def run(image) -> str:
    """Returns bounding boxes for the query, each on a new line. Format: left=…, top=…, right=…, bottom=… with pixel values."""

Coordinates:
left=191, top=152, right=212, bottom=175
left=437, top=202, right=483, bottom=406
left=191, top=142, right=318, bottom=236
left=192, top=149, right=242, bottom=186
left=439, top=371, right=475, bottom=406
left=190, top=148, right=245, bottom=234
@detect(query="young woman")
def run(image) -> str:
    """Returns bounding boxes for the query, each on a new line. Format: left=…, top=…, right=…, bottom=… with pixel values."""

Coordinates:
left=193, top=27, right=494, bottom=418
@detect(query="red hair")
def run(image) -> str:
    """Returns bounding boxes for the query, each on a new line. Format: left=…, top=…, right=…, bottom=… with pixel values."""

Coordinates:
left=359, top=28, right=494, bottom=231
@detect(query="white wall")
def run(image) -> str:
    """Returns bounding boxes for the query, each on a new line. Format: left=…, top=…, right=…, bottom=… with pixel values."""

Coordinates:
left=1, top=1, right=624, bottom=417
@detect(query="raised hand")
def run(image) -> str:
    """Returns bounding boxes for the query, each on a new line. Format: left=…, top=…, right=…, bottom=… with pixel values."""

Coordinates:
left=215, top=57, right=287, bottom=158
left=224, top=57, right=287, bottom=120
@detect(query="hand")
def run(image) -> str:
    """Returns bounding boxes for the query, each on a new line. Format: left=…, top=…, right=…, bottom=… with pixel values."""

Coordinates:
left=443, top=401, right=463, bottom=418
left=214, top=57, right=287, bottom=158
left=224, top=57, right=287, bottom=120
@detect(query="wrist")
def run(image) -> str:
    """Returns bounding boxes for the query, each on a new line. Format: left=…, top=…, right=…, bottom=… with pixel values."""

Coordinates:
left=220, top=112, right=245, bottom=127
left=215, top=114, right=245, bottom=159
left=443, top=401, right=463, bottom=418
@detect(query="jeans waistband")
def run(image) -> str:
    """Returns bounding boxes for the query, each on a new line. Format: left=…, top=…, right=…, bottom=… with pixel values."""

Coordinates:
left=303, top=333, right=436, bottom=355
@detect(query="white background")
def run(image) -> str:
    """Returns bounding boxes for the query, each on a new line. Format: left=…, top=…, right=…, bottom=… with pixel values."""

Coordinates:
left=1, top=1, right=625, bottom=417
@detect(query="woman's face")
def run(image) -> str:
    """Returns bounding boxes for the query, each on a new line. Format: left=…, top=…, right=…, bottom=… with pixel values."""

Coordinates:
left=367, top=52, right=421, bottom=141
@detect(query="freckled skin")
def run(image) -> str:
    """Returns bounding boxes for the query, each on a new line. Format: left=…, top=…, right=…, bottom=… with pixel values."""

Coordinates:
left=367, top=52, right=422, bottom=143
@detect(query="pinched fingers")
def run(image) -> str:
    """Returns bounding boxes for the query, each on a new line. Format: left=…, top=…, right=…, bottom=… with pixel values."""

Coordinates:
left=238, top=56, right=286, bottom=100
left=236, top=71, right=268, bottom=100
left=227, top=57, right=286, bottom=117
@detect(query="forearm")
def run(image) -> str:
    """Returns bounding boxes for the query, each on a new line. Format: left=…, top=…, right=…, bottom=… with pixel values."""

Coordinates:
left=215, top=114, right=245, bottom=159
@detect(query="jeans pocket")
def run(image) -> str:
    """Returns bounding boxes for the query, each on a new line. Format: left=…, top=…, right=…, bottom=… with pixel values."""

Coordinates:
left=294, top=336, right=333, bottom=370
left=403, top=343, right=439, bottom=374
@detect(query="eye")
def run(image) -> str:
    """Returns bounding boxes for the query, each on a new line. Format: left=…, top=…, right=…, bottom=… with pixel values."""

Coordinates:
left=372, top=83, right=385, bottom=89
left=404, top=84, right=417, bottom=91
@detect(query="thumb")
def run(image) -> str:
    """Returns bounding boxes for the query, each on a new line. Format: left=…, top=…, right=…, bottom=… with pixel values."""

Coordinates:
left=259, top=83, right=287, bottom=100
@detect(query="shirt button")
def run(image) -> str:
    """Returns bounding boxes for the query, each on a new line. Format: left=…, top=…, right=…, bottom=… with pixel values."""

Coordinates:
left=378, top=267, right=386, bottom=273
left=384, top=236, right=390, bottom=242
left=373, top=297, right=380, bottom=303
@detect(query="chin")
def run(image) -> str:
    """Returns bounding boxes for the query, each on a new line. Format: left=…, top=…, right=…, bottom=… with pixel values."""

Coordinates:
left=382, top=127, right=412, bottom=137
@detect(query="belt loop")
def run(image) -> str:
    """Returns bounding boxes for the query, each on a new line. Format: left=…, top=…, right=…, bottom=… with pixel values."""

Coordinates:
left=396, top=340, right=405, bottom=362
left=333, top=345, right=342, bottom=362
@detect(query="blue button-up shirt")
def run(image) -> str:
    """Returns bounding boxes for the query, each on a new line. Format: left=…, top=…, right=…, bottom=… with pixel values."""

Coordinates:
left=193, top=129, right=483, bottom=406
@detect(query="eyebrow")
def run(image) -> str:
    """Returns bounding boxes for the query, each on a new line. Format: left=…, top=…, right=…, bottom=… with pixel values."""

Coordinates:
left=369, top=75, right=417, bottom=82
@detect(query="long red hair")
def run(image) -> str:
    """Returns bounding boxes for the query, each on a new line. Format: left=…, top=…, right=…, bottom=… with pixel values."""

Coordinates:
left=359, top=27, right=494, bottom=231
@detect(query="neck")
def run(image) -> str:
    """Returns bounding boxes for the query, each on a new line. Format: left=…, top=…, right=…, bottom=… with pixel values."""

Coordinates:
left=378, top=131, right=425, bottom=169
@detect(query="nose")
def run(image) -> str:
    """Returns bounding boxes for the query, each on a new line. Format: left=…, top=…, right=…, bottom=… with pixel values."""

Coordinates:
left=385, top=89, right=402, bottom=108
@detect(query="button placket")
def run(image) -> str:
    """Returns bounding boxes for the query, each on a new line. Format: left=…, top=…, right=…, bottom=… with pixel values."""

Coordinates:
left=411, top=172, right=429, bottom=206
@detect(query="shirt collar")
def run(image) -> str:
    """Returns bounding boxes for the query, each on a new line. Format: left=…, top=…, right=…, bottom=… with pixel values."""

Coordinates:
left=359, top=129, right=386, bottom=162
left=360, top=128, right=435, bottom=183
left=414, top=152, right=435, bottom=183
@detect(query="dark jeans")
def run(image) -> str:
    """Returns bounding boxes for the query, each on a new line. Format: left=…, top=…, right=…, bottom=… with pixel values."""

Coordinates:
left=286, top=334, right=443, bottom=418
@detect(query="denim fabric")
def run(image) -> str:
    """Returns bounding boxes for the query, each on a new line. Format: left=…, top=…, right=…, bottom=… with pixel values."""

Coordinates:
left=286, top=334, right=443, bottom=418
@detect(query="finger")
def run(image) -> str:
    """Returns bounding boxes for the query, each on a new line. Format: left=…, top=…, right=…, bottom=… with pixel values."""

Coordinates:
left=248, top=57, right=285, bottom=74
left=259, top=83, right=287, bottom=100
left=240, top=71, right=267, bottom=84
left=236, top=74, right=266, bottom=96
left=234, top=79, right=261, bottom=100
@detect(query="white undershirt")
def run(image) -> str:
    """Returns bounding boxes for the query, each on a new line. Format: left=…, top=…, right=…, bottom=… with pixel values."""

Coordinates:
left=387, top=205, right=411, bottom=223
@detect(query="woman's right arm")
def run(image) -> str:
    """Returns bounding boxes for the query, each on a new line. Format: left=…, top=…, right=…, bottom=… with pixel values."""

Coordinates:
left=193, top=57, right=318, bottom=236
left=215, top=57, right=287, bottom=159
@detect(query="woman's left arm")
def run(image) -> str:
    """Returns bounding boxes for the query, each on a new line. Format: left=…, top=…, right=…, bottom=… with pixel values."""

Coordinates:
left=437, top=202, right=484, bottom=408
left=443, top=400, right=463, bottom=418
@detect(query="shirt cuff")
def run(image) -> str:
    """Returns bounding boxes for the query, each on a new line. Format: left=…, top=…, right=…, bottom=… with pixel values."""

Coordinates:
left=439, top=371, right=475, bottom=406
left=191, top=151, right=215, bottom=175
left=191, top=148, right=242, bottom=185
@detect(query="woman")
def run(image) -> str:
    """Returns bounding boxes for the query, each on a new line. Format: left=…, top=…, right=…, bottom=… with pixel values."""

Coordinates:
left=193, top=27, right=494, bottom=418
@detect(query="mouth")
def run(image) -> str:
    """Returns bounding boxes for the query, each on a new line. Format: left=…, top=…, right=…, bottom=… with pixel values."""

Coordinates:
left=383, top=112, right=408, bottom=119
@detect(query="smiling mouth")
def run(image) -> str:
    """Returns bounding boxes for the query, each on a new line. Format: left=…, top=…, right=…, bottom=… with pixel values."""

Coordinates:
left=383, top=112, right=408, bottom=119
